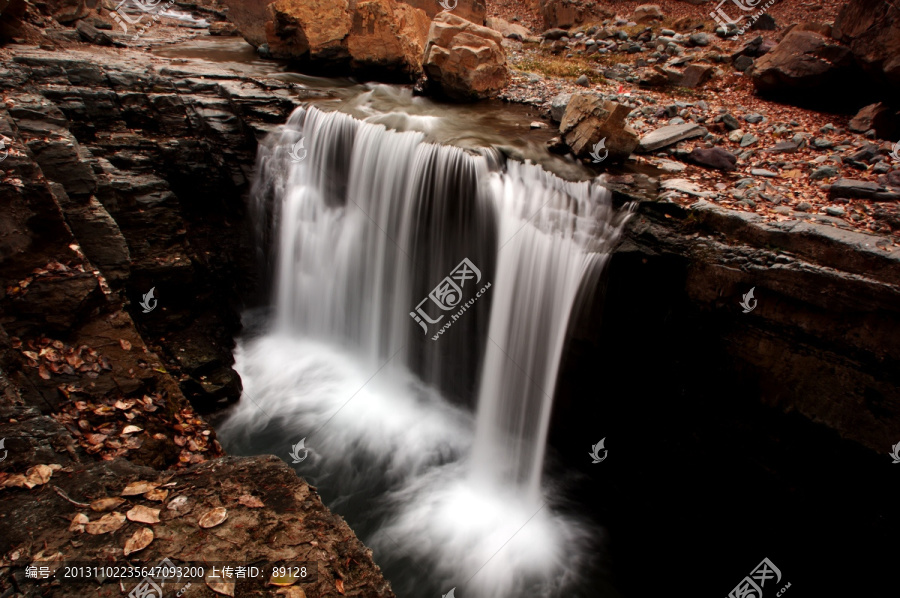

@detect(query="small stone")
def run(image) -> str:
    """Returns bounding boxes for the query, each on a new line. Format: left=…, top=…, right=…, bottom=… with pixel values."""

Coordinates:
left=689, top=33, right=709, bottom=47
left=767, top=141, right=799, bottom=153
left=812, top=138, right=834, bottom=149
left=727, top=129, right=745, bottom=143
left=530, top=121, right=547, bottom=129
left=795, top=201, right=812, bottom=212
left=744, top=113, right=765, bottom=124
left=809, top=166, right=839, bottom=181
left=750, top=168, right=778, bottom=177
left=733, top=55, right=754, bottom=71
left=722, top=114, right=741, bottom=131
left=575, top=74, right=590, bottom=87
left=773, top=206, right=792, bottom=215
left=825, top=206, right=846, bottom=217
left=740, top=133, right=758, bottom=147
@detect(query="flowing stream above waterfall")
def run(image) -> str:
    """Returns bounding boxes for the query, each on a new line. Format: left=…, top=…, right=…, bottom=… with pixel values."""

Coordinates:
left=216, top=102, right=632, bottom=598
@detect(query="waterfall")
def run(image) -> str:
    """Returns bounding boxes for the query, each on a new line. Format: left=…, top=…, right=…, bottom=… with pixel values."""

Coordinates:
left=226, top=104, right=631, bottom=597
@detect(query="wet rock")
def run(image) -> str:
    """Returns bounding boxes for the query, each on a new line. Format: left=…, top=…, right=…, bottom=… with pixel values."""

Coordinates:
left=424, top=12, right=509, bottom=100
left=559, top=93, right=639, bottom=161
left=638, top=122, right=707, bottom=152
left=550, top=92, right=573, bottom=122
left=660, top=178, right=714, bottom=197
left=208, top=21, right=239, bottom=36
left=683, top=147, right=738, bottom=171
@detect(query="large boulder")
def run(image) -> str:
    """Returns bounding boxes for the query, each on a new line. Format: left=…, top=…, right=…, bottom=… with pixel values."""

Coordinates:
left=347, top=0, right=431, bottom=77
left=265, top=0, right=352, bottom=60
left=559, top=93, right=638, bottom=162
left=541, top=0, right=613, bottom=30
left=220, top=0, right=269, bottom=46
left=748, top=29, right=863, bottom=106
left=485, top=16, right=531, bottom=39
left=221, top=0, right=429, bottom=80
left=833, top=0, right=900, bottom=93
left=398, top=0, right=485, bottom=25
left=423, top=12, right=509, bottom=100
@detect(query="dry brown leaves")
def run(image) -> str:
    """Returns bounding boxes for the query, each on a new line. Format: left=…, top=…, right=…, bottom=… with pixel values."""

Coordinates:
left=198, top=507, right=228, bottom=529
left=14, top=336, right=111, bottom=380
left=124, top=527, right=154, bottom=555
left=126, top=505, right=161, bottom=524
left=4, top=260, right=87, bottom=299
left=85, top=511, right=126, bottom=535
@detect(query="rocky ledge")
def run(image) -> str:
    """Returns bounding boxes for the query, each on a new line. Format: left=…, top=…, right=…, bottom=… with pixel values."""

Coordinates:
left=0, top=43, right=394, bottom=597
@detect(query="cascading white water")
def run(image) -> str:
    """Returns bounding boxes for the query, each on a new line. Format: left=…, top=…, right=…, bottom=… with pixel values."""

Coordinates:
left=222, top=103, right=631, bottom=597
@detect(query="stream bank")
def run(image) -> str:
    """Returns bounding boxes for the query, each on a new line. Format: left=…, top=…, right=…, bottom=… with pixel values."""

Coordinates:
left=0, top=25, right=898, bottom=598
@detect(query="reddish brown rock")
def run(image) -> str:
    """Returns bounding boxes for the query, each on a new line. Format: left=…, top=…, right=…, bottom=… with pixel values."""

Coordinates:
left=559, top=93, right=638, bottom=162
left=423, top=12, right=509, bottom=100
left=541, top=0, right=612, bottom=30
left=833, top=0, right=900, bottom=92
left=749, top=30, right=861, bottom=104
left=397, top=0, right=485, bottom=25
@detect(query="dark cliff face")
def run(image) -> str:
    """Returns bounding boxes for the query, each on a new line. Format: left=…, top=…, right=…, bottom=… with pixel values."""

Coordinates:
left=0, top=46, right=396, bottom=598
left=548, top=199, right=900, bottom=598
left=0, top=47, right=309, bottom=414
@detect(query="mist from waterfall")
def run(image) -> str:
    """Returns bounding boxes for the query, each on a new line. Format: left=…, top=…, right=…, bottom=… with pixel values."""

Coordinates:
left=220, top=104, right=631, bottom=597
